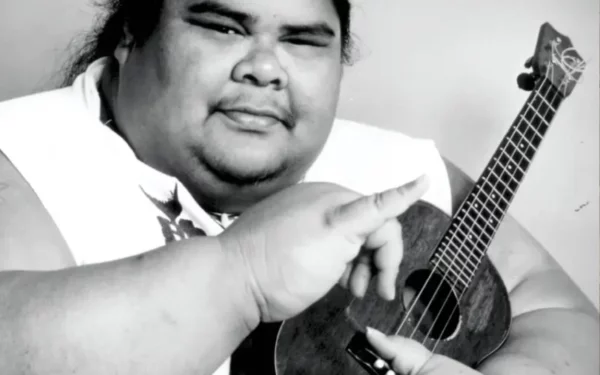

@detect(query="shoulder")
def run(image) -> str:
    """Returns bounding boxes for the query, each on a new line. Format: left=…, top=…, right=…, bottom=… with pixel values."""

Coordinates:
left=0, top=89, right=85, bottom=271
left=0, top=148, right=75, bottom=271
left=305, top=118, right=453, bottom=216
left=0, top=86, right=94, bottom=153
left=0, top=86, right=87, bottom=124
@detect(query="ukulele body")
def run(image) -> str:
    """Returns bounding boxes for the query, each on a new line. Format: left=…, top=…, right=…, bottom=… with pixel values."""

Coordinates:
left=230, top=201, right=512, bottom=375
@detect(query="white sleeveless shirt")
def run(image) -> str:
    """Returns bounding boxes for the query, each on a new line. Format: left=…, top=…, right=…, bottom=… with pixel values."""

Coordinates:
left=0, top=58, right=452, bottom=374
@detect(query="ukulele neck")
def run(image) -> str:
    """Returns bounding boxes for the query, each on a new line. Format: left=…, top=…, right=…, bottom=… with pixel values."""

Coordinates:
left=430, top=78, right=563, bottom=293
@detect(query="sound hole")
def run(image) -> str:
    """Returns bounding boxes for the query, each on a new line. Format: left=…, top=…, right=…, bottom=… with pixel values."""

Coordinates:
left=402, top=270, right=461, bottom=340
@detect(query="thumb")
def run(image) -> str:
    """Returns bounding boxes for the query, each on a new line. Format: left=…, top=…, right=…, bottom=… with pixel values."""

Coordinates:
left=327, top=175, right=430, bottom=243
left=365, top=327, right=432, bottom=375
left=365, top=328, right=483, bottom=375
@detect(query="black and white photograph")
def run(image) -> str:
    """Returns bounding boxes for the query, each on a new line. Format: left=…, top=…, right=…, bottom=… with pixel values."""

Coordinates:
left=0, top=0, right=598, bottom=374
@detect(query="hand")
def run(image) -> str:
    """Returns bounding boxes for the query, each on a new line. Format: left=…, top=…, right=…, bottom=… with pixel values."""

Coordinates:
left=365, top=328, right=482, bottom=375
left=218, top=176, right=429, bottom=322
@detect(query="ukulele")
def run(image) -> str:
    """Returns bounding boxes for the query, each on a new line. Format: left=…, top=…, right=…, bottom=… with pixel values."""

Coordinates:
left=230, top=22, right=586, bottom=375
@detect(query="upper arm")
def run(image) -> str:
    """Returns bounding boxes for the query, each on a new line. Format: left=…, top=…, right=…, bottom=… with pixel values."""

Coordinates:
left=441, top=157, right=598, bottom=317
left=0, top=150, right=75, bottom=271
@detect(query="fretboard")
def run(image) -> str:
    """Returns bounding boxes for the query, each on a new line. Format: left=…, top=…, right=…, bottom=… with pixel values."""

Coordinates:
left=431, top=77, right=564, bottom=293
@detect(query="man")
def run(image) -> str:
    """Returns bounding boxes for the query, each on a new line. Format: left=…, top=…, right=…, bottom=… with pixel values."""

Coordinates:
left=0, top=0, right=597, bottom=374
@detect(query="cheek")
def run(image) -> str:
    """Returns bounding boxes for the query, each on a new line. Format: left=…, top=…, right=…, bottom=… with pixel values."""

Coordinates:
left=291, top=55, right=342, bottom=112
left=290, top=63, right=342, bottom=145
left=152, top=43, right=234, bottom=137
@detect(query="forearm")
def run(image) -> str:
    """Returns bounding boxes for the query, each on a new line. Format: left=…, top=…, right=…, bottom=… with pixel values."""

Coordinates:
left=477, top=308, right=600, bottom=375
left=0, top=237, right=258, bottom=375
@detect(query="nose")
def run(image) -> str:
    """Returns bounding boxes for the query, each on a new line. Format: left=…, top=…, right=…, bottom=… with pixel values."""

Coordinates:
left=232, top=46, right=289, bottom=90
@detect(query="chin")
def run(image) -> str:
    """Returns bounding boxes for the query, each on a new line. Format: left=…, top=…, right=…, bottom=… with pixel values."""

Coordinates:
left=179, top=147, right=308, bottom=214
left=199, top=150, right=289, bottom=187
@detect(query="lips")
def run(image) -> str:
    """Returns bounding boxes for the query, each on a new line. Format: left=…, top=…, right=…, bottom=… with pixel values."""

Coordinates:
left=217, top=106, right=291, bottom=133
left=222, top=110, right=279, bottom=130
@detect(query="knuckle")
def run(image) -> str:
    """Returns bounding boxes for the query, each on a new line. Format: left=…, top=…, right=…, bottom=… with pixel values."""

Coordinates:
left=382, top=220, right=403, bottom=245
left=371, top=192, right=387, bottom=212
left=323, top=206, right=339, bottom=229
left=388, top=219, right=402, bottom=235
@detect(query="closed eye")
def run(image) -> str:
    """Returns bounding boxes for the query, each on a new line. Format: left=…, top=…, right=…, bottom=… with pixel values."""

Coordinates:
left=281, top=24, right=335, bottom=48
left=187, top=18, right=245, bottom=36
left=284, top=37, right=329, bottom=47
left=201, top=21, right=243, bottom=35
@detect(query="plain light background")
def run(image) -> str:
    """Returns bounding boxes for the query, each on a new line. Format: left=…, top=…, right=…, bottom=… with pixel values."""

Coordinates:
left=0, top=0, right=598, bottom=308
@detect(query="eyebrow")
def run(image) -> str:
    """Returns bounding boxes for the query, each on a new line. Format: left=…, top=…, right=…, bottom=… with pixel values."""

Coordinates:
left=188, top=0, right=337, bottom=39
left=188, top=0, right=256, bottom=25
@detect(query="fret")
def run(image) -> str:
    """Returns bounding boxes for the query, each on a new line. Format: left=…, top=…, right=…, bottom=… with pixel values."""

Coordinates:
left=429, top=76, right=566, bottom=292
left=504, top=123, right=533, bottom=171
left=522, top=107, right=548, bottom=137
left=505, top=137, right=534, bottom=164
left=433, top=251, right=474, bottom=281
left=446, top=223, right=486, bottom=257
left=455, top=206, right=493, bottom=246
left=539, top=78, right=564, bottom=109
left=479, top=179, right=511, bottom=207
left=499, top=145, right=529, bottom=177
left=472, top=194, right=506, bottom=223
left=510, top=124, right=537, bottom=152
left=431, top=256, right=470, bottom=289
left=464, top=181, right=507, bottom=223
left=485, top=163, right=519, bottom=193
left=453, top=210, right=494, bottom=244
left=533, top=90, right=556, bottom=114
left=431, top=264, right=469, bottom=292
left=512, top=126, right=542, bottom=156
left=524, top=80, right=561, bottom=136
left=525, top=103, right=551, bottom=129
left=439, top=239, right=480, bottom=269
left=475, top=180, right=510, bottom=212
left=494, top=154, right=526, bottom=182
left=467, top=195, right=502, bottom=237
left=482, top=174, right=517, bottom=204
left=519, top=115, right=544, bottom=141
left=494, top=162, right=520, bottom=193
left=488, top=166, right=519, bottom=186
left=466, top=186, right=507, bottom=234
left=514, top=116, right=542, bottom=162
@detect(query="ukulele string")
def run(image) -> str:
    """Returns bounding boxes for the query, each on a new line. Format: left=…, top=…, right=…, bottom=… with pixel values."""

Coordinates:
left=404, top=182, right=484, bottom=341
left=393, top=108, right=510, bottom=339
left=393, top=199, right=474, bottom=337
left=391, top=42, right=585, bottom=344
left=429, top=48, right=586, bottom=352
left=392, top=148, right=489, bottom=337
left=429, top=76, right=563, bottom=353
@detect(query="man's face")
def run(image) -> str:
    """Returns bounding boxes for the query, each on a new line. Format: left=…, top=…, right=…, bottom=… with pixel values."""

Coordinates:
left=112, top=0, right=344, bottom=213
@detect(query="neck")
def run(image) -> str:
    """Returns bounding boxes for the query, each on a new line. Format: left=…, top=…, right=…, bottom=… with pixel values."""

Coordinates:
left=431, top=77, right=563, bottom=292
left=180, top=167, right=303, bottom=215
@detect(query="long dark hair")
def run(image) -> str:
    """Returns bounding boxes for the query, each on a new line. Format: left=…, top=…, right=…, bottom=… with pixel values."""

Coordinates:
left=60, top=0, right=356, bottom=87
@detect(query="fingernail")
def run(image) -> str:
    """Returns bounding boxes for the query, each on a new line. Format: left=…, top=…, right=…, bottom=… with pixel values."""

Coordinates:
left=388, top=289, right=396, bottom=301
left=366, top=327, right=386, bottom=339
left=417, top=174, right=430, bottom=185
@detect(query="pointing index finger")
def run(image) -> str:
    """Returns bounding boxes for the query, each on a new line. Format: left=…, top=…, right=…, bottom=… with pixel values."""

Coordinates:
left=327, top=174, right=430, bottom=240
left=371, top=174, right=430, bottom=219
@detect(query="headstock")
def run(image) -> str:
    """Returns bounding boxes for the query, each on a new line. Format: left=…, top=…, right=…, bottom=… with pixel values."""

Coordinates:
left=517, top=22, right=586, bottom=98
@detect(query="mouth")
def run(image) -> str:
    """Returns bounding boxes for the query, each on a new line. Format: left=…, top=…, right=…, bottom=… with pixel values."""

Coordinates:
left=216, top=106, right=292, bottom=133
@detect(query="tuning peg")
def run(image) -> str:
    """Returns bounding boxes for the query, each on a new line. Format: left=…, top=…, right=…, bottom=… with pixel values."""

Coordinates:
left=517, top=72, right=536, bottom=91
left=524, top=56, right=534, bottom=68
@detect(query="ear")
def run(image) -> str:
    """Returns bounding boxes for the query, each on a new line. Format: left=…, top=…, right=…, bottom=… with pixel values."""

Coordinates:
left=114, top=25, right=135, bottom=65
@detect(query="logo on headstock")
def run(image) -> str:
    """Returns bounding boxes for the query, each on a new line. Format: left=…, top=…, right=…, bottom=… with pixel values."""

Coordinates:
left=546, top=36, right=586, bottom=97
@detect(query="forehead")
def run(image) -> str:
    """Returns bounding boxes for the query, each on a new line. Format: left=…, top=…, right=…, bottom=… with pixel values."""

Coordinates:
left=169, top=0, right=340, bottom=28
